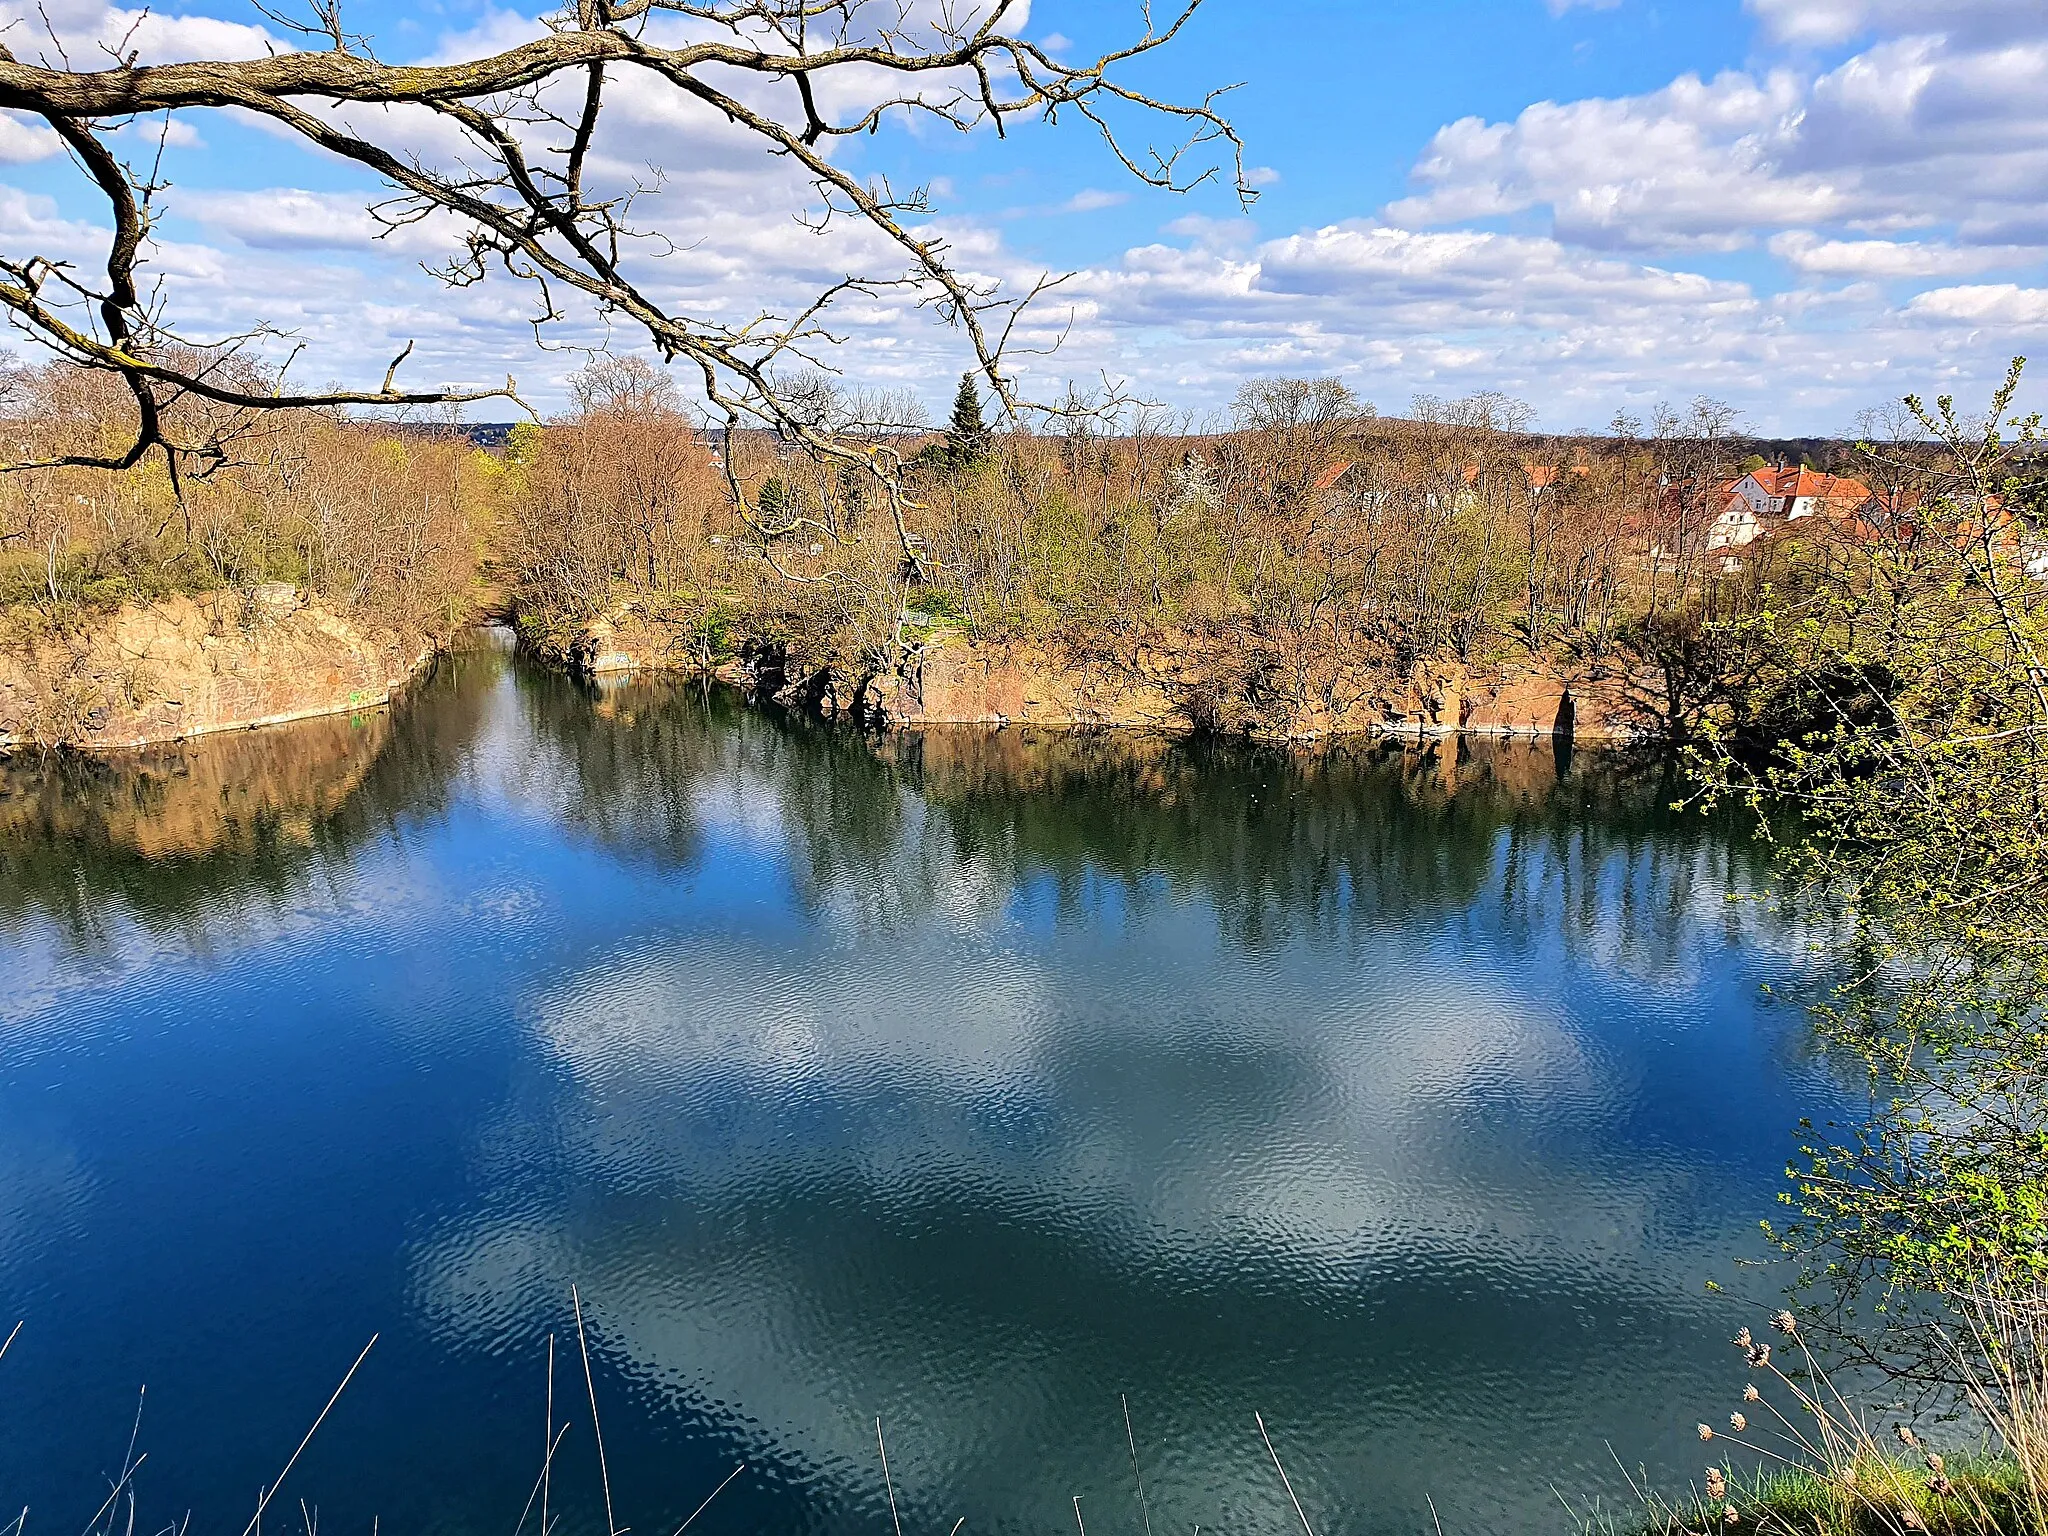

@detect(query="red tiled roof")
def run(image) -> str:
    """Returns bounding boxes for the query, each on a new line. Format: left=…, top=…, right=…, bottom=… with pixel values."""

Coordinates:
left=1746, top=466, right=1872, bottom=503
left=1313, top=461, right=1355, bottom=492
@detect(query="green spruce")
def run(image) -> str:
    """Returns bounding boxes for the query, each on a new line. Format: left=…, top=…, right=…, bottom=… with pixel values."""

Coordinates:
left=942, top=371, right=993, bottom=470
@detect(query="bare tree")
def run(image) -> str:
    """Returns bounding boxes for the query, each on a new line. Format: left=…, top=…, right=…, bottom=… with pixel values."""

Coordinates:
left=0, top=0, right=1250, bottom=558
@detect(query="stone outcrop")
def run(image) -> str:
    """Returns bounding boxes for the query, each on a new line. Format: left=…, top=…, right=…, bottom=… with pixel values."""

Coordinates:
left=0, top=588, right=433, bottom=751
left=548, top=602, right=1656, bottom=743
left=862, top=640, right=1645, bottom=741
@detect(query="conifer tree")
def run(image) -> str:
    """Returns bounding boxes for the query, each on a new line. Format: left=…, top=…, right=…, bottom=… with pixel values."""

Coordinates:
left=944, top=372, right=993, bottom=469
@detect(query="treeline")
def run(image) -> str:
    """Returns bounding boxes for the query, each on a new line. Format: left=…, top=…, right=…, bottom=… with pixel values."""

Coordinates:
left=0, top=356, right=491, bottom=641
left=497, top=362, right=2048, bottom=739
left=7, top=353, right=2046, bottom=744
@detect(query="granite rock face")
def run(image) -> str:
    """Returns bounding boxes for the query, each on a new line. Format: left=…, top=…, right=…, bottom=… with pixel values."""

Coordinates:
left=546, top=602, right=1654, bottom=742
left=0, top=589, right=431, bottom=751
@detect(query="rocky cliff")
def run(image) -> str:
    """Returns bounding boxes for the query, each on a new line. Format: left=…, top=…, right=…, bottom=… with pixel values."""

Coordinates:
left=0, top=586, right=432, bottom=751
left=547, top=604, right=1656, bottom=742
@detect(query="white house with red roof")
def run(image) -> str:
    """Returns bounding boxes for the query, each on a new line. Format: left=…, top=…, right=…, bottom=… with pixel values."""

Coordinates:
left=1732, top=466, right=1872, bottom=521
left=1708, top=466, right=1873, bottom=554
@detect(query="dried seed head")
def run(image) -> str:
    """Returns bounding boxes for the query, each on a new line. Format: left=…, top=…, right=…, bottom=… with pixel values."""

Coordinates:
left=1896, top=1425, right=1919, bottom=1448
left=1772, top=1311, right=1798, bottom=1336
left=1745, top=1343, right=1771, bottom=1369
left=1901, top=1508, right=1924, bottom=1531
left=1723, top=1504, right=1740, bottom=1527
left=1743, top=1385, right=1760, bottom=1403
left=1841, top=1465, right=1859, bottom=1489
left=1925, top=1454, right=1945, bottom=1476
left=1930, top=1477, right=1954, bottom=1499
left=1730, top=1413, right=1748, bottom=1433
left=1699, top=1424, right=1715, bottom=1442
left=1734, top=1328, right=1753, bottom=1350
left=1706, top=1469, right=1728, bottom=1501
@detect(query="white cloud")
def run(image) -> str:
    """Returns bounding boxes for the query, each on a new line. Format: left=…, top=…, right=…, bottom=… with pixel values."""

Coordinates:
left=1389, top=31, right=2048, bottom=256
left=1769, top=231, right=2041, bottom=277
left=0, top=0, right=2042, bottom=430
left=1746, top=0, right=2042, bottom=47
left=1905, top=283, right=2048, bottom=325
left=0, top=111, right=62, bottom=164
left=1387, top=70, right=1828, bottom=251
left=1060, top=188, right=1129, bottom=214
left=175, top=187, right=461, bottom=254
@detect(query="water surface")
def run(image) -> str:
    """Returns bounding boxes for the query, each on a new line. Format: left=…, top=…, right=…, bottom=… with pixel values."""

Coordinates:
left=0, top=636, right=1845, bottom=1536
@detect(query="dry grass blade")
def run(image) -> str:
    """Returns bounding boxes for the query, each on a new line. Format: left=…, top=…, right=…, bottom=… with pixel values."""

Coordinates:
left=510, top=1423, right=572, bottom=1536
left=542, top=1334, right=554, bottom=1536
left=74, top=1451, right=147, bottom=1536
left=572, top=1287, right=623, bottom=1536
left=238, top=1334, right=377, bottom=1536
left=1955, top=1282, right=2048, bottom=1533
left=1122, top=1396, right=1154, bottom=1536
left=876, top=1419, right=903, bottom=1536
left=1255, top=1412, right=1317, bottom=1536
left=668, top=1464, right=745, bottom=1536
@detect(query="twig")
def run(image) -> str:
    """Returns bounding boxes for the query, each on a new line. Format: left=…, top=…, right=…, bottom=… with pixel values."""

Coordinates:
left=1072, top=1498, right=1086, bottom=1536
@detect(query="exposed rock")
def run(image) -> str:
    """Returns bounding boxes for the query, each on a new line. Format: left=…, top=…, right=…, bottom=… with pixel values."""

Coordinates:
left=535, top=604, right=1660, bottom=742
left=0, top=588, right=433, bottom=751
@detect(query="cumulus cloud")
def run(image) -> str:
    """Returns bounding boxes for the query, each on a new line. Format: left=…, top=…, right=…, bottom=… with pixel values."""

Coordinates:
left=175, top=188, right=461, bottom=254
left=1387, top=71, right=1825, bottom=251
left=1904, top=283, right=2048, bottom=326
left=1746, top=0, right=2042, bottom=47
left=0, top=0, right=2043, bottom=427
left=0, top=111, right=62, bottom=163
left=1389, top=31, right=2048, bottom=256
left=1769, top=230, right=2042, bottom=277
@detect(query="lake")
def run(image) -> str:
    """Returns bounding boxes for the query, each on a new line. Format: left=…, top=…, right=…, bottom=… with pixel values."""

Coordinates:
left=0, top=631, right=1848, bottom=1536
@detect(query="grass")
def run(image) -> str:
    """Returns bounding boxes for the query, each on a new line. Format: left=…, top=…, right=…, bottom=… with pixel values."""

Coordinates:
left=1578, top=1301, right=2048, bottom=1536
left=1625, top=1452, right=2037, bottom=1536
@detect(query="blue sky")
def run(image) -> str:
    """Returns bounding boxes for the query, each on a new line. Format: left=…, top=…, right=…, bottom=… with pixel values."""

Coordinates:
left=1, top=0, right=2044, bottom=429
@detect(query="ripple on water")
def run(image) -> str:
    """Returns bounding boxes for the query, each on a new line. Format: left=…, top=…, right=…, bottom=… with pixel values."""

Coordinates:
left=0, top=654, right=1838, bottom=1536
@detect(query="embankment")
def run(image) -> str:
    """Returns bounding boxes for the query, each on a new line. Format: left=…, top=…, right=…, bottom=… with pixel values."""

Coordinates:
left=0, top=586, right=435, bottom=752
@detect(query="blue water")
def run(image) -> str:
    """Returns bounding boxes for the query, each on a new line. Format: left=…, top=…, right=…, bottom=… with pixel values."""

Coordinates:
left=0, top=636, right=1849, bottom=1536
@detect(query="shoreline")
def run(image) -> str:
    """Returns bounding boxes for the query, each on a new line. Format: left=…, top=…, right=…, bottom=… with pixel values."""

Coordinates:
left=5, top=593, right=1657, bottom=753
left=555, top=612, right=1654, bottom=745
left=0, top=648, right=436, bottom=755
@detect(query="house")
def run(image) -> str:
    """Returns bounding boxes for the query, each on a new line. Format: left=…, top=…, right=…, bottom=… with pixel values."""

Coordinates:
left=1730, top=466, right=1872, bottom=522
left=1522, top=459, right=1590, bottom=494
left=1704, top=466, right=1874, bottom=558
